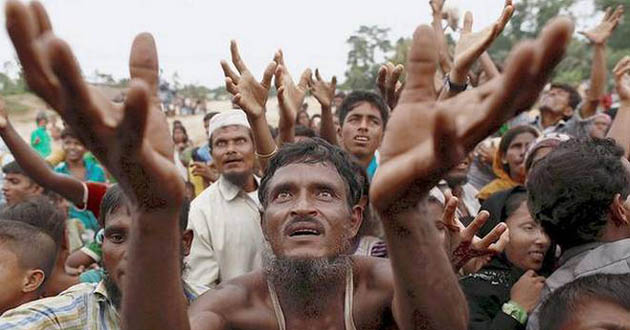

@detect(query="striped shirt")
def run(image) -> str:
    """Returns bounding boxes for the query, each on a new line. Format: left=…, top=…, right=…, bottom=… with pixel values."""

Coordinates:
left=0, top=280, right=207, bottom=330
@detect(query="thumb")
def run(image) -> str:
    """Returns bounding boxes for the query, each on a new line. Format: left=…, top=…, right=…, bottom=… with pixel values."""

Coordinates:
left=121, top=79, right=151, bottom=155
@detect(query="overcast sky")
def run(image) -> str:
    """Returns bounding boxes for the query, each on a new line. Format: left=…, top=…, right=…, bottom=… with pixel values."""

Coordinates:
left=0, top=0, right=595, bottom=88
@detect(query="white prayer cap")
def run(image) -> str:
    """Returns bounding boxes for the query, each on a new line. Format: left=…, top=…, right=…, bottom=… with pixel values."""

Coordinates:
left=208, top=110, right=251, bottom=137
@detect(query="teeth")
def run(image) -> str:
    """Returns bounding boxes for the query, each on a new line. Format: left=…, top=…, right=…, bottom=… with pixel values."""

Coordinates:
left=355, top=137, right=368, bottom=142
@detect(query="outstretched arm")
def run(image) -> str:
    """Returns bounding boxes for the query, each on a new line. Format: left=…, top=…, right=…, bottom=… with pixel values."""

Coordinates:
left=0, top=98, right=85, bottom=206
left=221, top=41, right=277, bottom=171
left=308, top=69, right=338, bottom=145
left=370, top=18, right=572, bottom=330
left=6, top=2, right=189, bottom=329
left=430, top=0, right=452, bottom=75
left=579, top=5, right=624, bottom=118
left=608, top=56, right=630, bottom=159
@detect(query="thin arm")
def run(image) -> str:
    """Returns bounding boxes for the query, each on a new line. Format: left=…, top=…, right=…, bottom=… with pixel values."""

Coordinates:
left=580, top=44, right=606, bottom=118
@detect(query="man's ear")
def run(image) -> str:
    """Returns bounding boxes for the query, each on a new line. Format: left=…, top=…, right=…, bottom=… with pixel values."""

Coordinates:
left=349, top=204, right=364, bottom=239
left=610, top=193, right=630, bottom=227
left=181, top=229, right=194, bottom=256
left=22, top=269, right=46, bottom=293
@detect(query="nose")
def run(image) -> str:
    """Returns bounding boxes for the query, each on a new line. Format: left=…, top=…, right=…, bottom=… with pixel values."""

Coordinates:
left=290, top=192, right=317, bottom=218
left=358, top=118, right=369, bottom=131
left=534, top=229, right=551, bottom=249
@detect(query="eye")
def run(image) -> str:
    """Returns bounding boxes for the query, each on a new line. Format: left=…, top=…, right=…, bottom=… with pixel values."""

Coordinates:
left=107, top=233, right=126, bottom=244
left=236, top=138, right=246, bottom=144
left=316, top=190, right=334, bottom=200
left=275, top=191, right=292, bottom=202
left=215, top=141, right=226, bottom=147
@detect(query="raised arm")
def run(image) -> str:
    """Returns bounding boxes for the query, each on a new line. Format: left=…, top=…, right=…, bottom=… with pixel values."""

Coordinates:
left=440, top=0, right=513, bottom=100
left=376, top=62, right=404, bottom=110
left=308, top=69, right=338, bottom=145
left=221, top=41, right=277, bottom=171
left=370, top=18, right=572, bottom=330
left=578, top=5, right=624, bottom=118
left=6, top=2, right=189, bottom=329
left=0, top=98, right=85, bottom=206
left=272, top=50, right=310, bottom=146
left=430, top=0, right=452, bottom=75
left=608, top=56, right=630, bottom=159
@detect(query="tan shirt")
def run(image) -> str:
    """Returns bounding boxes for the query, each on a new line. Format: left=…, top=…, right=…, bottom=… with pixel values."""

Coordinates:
left=185, top=175, right=264, bottom=288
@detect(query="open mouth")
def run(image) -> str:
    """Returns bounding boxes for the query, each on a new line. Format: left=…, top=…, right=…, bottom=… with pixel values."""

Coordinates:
left=529, top=251, right=545, bottom=260
left=286, top=221, right=324, bottom=238
left=354, top=136, right=369, bottom=143
left=224, top=159, right=242, bottom=165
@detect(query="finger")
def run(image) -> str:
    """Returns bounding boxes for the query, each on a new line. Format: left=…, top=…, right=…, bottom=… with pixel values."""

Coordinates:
left=274, top=49, right=285, bottom=66
left=388, top=65, right=404, bottom=100
left=524, top=269, right=536, bottom=277
left=315, top=68, right=323, bottom=81
left=28, top=1, right=52, bottom=35
left=298, top=68, right=312, bottom=90
left=331, top=76, right=337, bottom=91
left=463, top=11, right=473, bottom=33
left=47, top=36, right=92, bottom=118
left=528, top=18, right=574, bottom=96
left=496, top=1, right=514, bottom=33
left=129, top=32, right=159, bottom=97
left=225, top=77, right=238, bottom=95
left=306, top=71, right=314, bottom=89
left=477, top=221, right=507, bottom=249
left=401, top=25, right=438, bottom=102
left=433, top=109, right=464, bottom=170
left=603, top=6, right=612, bottom=21
left=441, top=196, right=458, bottom=227
left=220, top=60, right=240, bottom=85
left=377, top=66, right=387, bottom=93
left=121, top=79, right=151, bottom=154
left=261, top=61, right=277, bottom=89
left=461, top=210, right=490, bottom=240
left=277, top=86, right=288, bottom=110
left=488, top=228, right=509, bottom=253
left=230, top=40, right=248, bottom=73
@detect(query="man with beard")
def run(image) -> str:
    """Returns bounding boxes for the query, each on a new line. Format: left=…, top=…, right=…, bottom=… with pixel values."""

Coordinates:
left=0, top=185, right=207, bottom=328
left=186, top=110, right=266, bottom=287
left=4, top=1, right=571, bottom=329
left=438, top=153, right=481, bottom=219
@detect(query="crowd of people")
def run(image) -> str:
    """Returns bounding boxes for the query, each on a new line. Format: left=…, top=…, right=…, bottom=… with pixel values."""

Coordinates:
left=0, top=0, right=629, bottom=329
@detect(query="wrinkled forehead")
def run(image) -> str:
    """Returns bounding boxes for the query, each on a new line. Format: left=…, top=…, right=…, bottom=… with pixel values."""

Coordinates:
left=210, top=125, right=251, bottom=143
left=267, top=162, right=348, bottom=194
left=104, top=204, right=132, bottom=229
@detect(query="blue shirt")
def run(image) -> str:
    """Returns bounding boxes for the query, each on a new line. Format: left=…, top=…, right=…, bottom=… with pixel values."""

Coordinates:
left=55, top=159, right=107, bottom=231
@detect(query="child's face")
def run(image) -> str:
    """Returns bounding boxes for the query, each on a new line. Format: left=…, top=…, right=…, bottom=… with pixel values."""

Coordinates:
left=62, top=136, right=87, bottom=163
left=0, top=243, right=28, bottom=314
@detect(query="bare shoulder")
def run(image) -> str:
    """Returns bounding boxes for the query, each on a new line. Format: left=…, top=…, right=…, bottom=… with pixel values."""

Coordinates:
left=352, top=255, right=394, bottom=289
left=188, top=271, right=277, bottom=330
left=350, top=256, right=398, bottom=329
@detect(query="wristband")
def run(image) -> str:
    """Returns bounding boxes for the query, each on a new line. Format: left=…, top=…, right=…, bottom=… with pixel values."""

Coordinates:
left=502, top=301, right=528, bottom=325
left=445, top=74, right=469, bottom=93
left=255, top=146, right=278, bottom=160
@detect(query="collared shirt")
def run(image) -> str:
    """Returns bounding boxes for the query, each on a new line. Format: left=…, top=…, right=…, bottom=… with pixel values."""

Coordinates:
left=185, top=175, right=264, bottom=288
left=526, top=238, right=630, bottom=330
left=0, top=280, right=207, bottom=330
left=529, top=110, right=589, bottom=138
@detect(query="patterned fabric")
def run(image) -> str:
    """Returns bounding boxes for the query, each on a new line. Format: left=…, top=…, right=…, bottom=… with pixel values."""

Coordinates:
left=0, top=281, right=207, bottom=330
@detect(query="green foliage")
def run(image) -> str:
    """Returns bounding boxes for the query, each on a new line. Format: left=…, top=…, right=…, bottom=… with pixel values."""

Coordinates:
left=343, top=25, right=393, bottom=91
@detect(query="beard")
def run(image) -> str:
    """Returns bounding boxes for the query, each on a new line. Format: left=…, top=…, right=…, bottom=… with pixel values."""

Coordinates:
left=223, top=170, right=252, bottom=188
left=445, top=173, right=468, bottom=188
left=262, top=244, right=351, bottom=318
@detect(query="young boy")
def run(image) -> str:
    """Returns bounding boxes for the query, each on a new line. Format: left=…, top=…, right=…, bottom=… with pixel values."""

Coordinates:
left=0, top=220, right=57, bottom=314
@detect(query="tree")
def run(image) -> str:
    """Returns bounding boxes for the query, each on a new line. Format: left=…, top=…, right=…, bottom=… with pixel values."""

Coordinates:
left=343, top=25, right=392, bottom=90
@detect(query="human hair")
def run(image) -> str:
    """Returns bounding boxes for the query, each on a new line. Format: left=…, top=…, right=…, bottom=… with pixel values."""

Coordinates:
left=60, top=128, right=79, bottom=141
left=0, top=220, right=57, bottom=290
left=35, top=110, right=48, bottom=123
left=203, top=111, right=219, bottom=123
left=2, top=161, right=26, bottom=176
left=550, top=83, right=582, bottom=111
left=259, top=138, right=362, bottom=209
left=0, top=195, right=65, bottom=248
left=99, top=184, right=190, bottom=231
left=337, top=91, right=389, bottom=129
left=295, top=125, right=316, bottom=138
left=503, top=190, right=528, bottom=220
left=295, top=110, right=310, bottom=124
left=527, top=138, right=630, bottom=250
left=539, top=273, right=630, bottom=330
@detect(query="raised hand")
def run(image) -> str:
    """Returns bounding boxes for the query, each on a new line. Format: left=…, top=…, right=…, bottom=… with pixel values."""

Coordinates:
left=510, top=270, right=546, bottom=313
left=221, top=41, right=277, bottom=119
left=376, top=62, right=404, bottom=110
left=441, top=196, right=509, bottom=271
left=429, top=0, right=445, bottom=15
left=614, top=56, right=630, bottom=102
left=370, top=18, right=573, bottom=214
left=450, top=0, right=514, bottom=86
left=273, top=50, right=310, bottom=114
left=308, top=68, right=337, bottom=110
left=5, top=0, right=181, bottom=211
left=579, top=5, right=624, bottom=45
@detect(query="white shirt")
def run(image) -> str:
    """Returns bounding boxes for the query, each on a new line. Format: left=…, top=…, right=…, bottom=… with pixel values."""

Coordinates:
left=185, top=175, right=264, bottom=287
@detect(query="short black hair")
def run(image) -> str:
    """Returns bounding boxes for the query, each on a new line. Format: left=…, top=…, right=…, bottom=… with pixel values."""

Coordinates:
left=498, top=125, right=540, bottom=174
left=0, top=195, right=65, bottom=248
left=0, top=219, right=57, bottom=291
left=540, top=273, right=630, bottom=330
left=337, top=91, right=389, bottom=129
left=2, top=161, right=26, bottom=175
left=99, top=184, right=190, bottom=231
left=294, top=125, right=316, bottom=138
left=60, top=128, right=79, bottom=140
left=527, top=138, right=630, bottom=250
left=203, top=111, right=219, bottom=123
left=259, top=138, right=362, bottom=209
left=550, top=83, right=582, bottom=111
